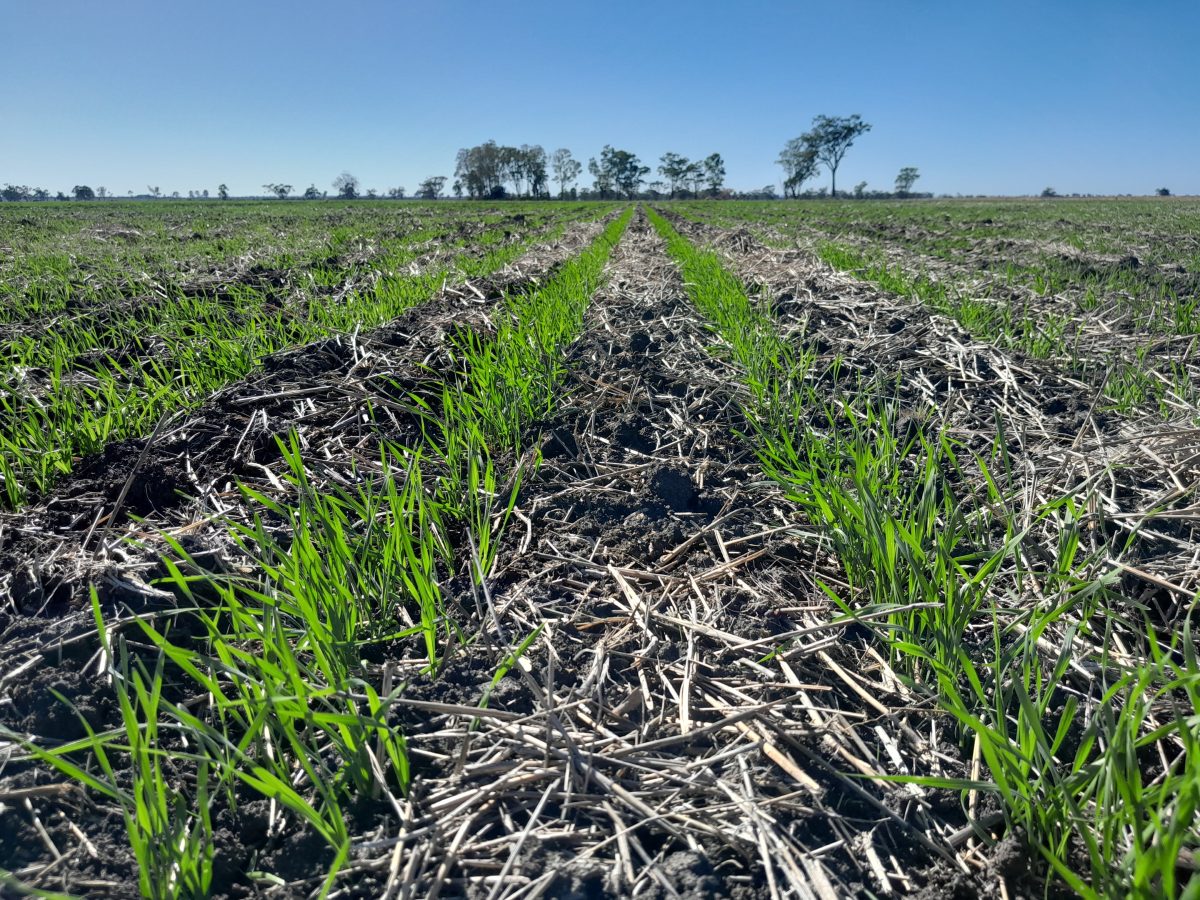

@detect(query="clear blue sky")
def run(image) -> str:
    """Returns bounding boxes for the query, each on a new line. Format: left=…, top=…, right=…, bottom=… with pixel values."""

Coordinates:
left=2, top=0, right=1197, bottom=197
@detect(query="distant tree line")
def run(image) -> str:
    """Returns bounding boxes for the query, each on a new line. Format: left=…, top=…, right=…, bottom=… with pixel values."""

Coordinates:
left=454, top=142, right=549, bottom=199
left=0, top=118, right=842, bottom=202
left=776, top=114, right=872, bottom=197
left=2, top=115, right=1183, bottom=201
left=0, top=184, right=110, bottom=201
left=653, top=152, right=724, bottom=198
left=782, top=166, right=930, bottom=201
left=447, top=142, right=718, bottom=200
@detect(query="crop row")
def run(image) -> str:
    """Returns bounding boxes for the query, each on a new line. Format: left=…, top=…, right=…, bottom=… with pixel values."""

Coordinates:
left=0, top=205, right=592, bottom=374
left=675, top=200, right=1200, bottom=417
left=676, top=197, right=1200, bottom=262
left=0, top=201, right=584, bottom=325
left=805, top=240, right=1198, bottom=418
left=0, top=205, right=614, bottom=506
left=6, top=208, right=633, bottom=897
left=646, top=206, right=1199, bottom=899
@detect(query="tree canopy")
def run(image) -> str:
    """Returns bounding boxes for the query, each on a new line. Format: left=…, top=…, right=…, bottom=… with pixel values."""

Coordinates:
left=776, top=138, right=820, bottom=198
left=416, top=176, right=447, bottom=200
left=333, top=172, right=359, bottom=200
left=894, top=167, right=920, bottom=197
left=801, top=114, right=872, bottom=197
left=550, top=148, right=582, bottom=198
left=590, top=146, right=649, bottom=199
left=455, top=142, right=549, bottom=199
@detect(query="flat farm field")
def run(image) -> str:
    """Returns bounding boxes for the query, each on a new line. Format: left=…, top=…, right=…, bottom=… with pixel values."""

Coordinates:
left=1, top=199, right=1197, bottom=899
